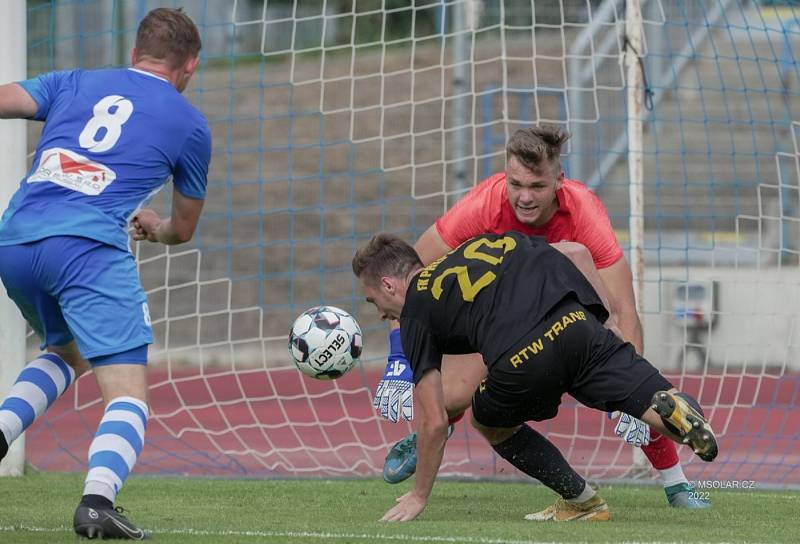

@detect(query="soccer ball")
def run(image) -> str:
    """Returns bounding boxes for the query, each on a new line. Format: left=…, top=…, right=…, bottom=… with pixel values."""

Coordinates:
left=288, top=305, right=363, bottom=380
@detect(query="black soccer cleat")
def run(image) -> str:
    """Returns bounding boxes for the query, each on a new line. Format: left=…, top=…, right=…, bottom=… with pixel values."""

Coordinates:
left=651, top=391, right=718, bottom=462
left=0, top=432, right=7, bottom=461
left=74, top=505, right=149, bottom=540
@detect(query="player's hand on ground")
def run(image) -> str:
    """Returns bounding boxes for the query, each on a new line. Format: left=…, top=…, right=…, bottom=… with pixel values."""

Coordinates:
left=395, top=490, right=412, bottom=502
left=131, top=209, right=162, bottom=242
left=609, top=411, right=650, bottom=447
left=373, top=329, right=414, bottom=422
left=380, top=491, right=427, bottom=522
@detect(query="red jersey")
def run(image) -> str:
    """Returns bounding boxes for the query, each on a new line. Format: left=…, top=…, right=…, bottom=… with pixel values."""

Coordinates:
left=435, top=173, right=623, bottom=269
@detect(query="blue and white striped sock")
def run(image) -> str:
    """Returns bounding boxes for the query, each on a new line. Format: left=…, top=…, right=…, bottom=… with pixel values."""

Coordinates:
left=0, top=354, right=75, bottom=447
left=84, top=396, right=148, bottom=503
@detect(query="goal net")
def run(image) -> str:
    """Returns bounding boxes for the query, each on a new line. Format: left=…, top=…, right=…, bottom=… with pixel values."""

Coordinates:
left=11, top=0, right=800, bottom=487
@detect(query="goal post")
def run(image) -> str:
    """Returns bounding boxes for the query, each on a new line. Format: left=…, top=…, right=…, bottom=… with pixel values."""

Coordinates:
left=0, top=0, right=27, bottom=477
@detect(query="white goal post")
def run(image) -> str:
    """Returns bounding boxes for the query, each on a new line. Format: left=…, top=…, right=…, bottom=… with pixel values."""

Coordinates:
left=0, top=0, right=28, bottom=477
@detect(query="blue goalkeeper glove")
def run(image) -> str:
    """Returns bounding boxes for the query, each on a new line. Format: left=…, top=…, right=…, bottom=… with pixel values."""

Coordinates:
left=373, top=329, right=414, bottom=423
left=609, top=411, right=651, bottom=447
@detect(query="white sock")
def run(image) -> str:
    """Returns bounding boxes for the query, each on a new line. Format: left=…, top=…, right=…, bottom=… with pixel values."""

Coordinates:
left=659, top=463, right=689, bottom=488
left=0, top=354, right=75, bottom=445
left=566, top=482, right=596, bottom=503
left=84, top=396, right=148, bottom=503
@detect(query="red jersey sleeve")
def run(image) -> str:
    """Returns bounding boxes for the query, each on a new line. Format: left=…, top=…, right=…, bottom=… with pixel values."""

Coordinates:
left=435, top=173, right=505, bottom=248
left=564, top=181, right=624, bottom=269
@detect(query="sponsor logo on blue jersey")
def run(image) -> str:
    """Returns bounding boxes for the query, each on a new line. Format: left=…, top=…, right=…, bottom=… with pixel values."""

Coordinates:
left=29, top=148, right=116, bottom=196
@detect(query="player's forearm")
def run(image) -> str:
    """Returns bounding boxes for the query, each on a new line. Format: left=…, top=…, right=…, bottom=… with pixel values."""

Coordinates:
left=568, top=254, right=626, bottom=338
left=153, top=218, right=195, bottom=245
left=568, top=250, right=614, bottom=314
left=615, top=306, right=644, bottom=354
left=596, top=258, right=643, bottom=352
left=413, top=418, right=449, bottom=500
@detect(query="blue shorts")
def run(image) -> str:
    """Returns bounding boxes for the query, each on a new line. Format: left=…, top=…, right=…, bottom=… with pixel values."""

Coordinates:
left=0, top=236, right=152, bottom=365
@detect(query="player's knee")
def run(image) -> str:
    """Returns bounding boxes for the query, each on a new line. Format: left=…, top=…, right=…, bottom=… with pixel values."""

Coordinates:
left=47, top=345, right=90, bottom=377
left=72, top=360, right=91, bottom=378
left=65, top=358, right=91, bottom=377
left=444, top=392, right=472, bottom=416
left=470, top=413, right=489, bottom=437
left=94, top=367, right=149, bottom=406
left=470, top=415, right=520, bottom=445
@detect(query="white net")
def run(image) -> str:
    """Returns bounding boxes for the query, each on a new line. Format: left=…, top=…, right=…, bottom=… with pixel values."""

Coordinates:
left=19, top=0, right=800, bottom=486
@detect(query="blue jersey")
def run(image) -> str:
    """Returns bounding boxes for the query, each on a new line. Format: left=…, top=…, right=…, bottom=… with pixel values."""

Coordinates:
left=0, top=68, right=211, bottom=251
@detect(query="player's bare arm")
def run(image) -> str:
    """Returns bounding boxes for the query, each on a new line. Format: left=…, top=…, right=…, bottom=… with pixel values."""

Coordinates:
left=597, top=257, right=644, bottom=353
left=0, top=82, right=37, bottom=119
left=381, top=368, right=449, bottom=522
left=414, top=224, right=455, bottom=266
left=551, top=241, right=623, bottom=338
left=132, top=191, right=205, bottom=245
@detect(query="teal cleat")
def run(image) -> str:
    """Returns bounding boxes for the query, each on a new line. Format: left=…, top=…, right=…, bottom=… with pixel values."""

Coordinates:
left=383, top=425, right=454, bottom=484
left=665, top=482, right=712, bottom=509
left=383, top=432, right=417, bottom=484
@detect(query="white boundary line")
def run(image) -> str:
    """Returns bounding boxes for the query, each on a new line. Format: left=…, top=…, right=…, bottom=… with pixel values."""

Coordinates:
left=0, top=525, right=770, bottom=544
left=733, top=492, right=800, bottom=500
left=0, top=526, right=555, bottom=543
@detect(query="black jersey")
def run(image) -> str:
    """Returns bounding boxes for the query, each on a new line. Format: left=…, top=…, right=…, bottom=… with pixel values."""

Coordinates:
left=399, top=232, right=609, bottom=384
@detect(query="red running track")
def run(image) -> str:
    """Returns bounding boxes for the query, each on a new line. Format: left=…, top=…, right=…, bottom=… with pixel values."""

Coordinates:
left=24, top=366, right=800, bottom=486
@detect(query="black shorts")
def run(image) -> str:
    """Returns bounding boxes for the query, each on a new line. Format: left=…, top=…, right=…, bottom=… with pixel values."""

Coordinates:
left=471, top=296, right=673, bottom=428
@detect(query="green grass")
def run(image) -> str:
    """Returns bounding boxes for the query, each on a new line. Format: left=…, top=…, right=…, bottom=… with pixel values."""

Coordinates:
left=1, top=473, right=797, bottom=543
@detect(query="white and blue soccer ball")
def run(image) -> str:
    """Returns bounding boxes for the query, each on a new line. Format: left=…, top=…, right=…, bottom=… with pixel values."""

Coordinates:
left=288, top=305, right=363, bottom=380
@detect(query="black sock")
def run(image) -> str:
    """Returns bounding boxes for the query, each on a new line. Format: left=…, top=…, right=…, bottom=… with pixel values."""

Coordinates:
left=80, top=494, right=113, bottom=510
left=492, top=424, right=586, bottom=499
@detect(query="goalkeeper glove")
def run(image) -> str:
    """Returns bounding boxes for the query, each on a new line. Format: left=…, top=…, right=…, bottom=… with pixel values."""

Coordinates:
left=609, top=411, right=651, bottom=447
left=373, top=329, right=414, bottom=422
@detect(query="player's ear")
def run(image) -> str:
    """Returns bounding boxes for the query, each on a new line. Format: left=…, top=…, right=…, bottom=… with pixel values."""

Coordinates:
left=130, top=48, right=138, bottom=65
left=381, top=276, right=394, bottom=294
left=184, top=55, right=200, bottom=76
left=556, top=167, right=565, bottom=189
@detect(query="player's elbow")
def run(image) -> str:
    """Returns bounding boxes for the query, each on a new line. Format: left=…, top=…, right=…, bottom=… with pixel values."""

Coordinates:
left=169, top=196, right=204, bottom=244
left=170, top=221, right=197, bottom=244
left=173, top=229, right=194, bottom=244
left=555, top=241, right=591, bottom=262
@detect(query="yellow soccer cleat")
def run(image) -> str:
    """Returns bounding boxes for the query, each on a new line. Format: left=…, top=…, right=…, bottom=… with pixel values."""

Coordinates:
left=651, top=391, right=718, bottom=462
left=524, top=495, right=610, bottom=522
